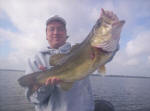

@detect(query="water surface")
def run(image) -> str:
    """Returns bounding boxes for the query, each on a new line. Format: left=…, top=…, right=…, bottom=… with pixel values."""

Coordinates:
left=0, top=70, right=150, bottom=111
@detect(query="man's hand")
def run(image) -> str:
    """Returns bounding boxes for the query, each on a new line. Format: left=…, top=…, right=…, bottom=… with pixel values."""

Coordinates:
left=38, top=65, right=62, bottom=85
left=45, top=77, right=62, bottom=85
left=100, top=8, right=119, bottom=24
left=98, top=8, right=125, bottom=52
left=39, top=65, right=46, bottom=71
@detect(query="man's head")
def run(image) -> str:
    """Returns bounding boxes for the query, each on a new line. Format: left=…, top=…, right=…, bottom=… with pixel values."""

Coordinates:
left=46, top=15, right=68, bottom=49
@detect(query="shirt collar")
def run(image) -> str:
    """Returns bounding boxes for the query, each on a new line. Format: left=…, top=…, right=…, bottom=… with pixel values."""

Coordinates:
left=40, top=42, right=71, bottom=55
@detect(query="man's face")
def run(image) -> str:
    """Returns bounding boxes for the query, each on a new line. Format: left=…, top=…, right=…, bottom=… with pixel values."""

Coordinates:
left=46, top=21, right=67, bottom=49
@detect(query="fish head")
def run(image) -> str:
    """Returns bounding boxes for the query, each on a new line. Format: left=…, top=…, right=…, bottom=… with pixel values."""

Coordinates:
left=90, top=14, right=125, bottom=48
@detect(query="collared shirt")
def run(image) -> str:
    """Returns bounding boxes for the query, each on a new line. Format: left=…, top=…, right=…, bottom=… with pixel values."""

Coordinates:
left=25, top=42, right=95, bottom=111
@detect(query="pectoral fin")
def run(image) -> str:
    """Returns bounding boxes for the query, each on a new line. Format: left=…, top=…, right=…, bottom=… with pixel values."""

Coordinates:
left=97, top=65, right=106, bottom=75
left=60, top=82, right=74, bottom=91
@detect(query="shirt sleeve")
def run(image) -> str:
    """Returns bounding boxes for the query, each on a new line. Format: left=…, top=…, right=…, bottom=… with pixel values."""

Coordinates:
left=25, top=54, right=54, bottom=105
left=26, top=85, right=54, bottom=105
left=24, top=43, right=72, bottom=105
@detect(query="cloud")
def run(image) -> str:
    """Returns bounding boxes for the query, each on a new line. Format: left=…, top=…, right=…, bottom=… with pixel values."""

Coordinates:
left=0, top=0, right=150, bottom=77
left=0, top=0, right=100, bottom=70
left=126, top=31, right=150, bottom=57
left=106, top=29, right=150, bottom=76
left=148, top=56, right=150, bottom=64
left=106, top=49, right=150, bottom=77
left=125, top=58, right=139, bottom=66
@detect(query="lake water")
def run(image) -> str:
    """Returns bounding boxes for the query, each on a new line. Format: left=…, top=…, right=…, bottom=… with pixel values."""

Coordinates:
left=90, top=75, right=150, bottom=111
left=0, top=70, right=150, bottom=111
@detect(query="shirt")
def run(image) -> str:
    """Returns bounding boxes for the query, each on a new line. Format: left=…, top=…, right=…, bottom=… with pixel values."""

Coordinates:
left=25, top=42, right=95, bottom=111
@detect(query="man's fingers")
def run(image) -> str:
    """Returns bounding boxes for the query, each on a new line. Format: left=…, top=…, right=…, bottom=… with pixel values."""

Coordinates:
left=101, top=8, right=105, bottom=16
left=51, top=78, right=56, bottom=84
left=45, top=78, right=52, bottom=85
left=45, top=77, right=62, bottom=85
left=52, top=78, right=61, bottom=84
left=101, top=9, right=119, bottom=22
left=45, top=79, right=51, bottom=85
left=105, top=10, right=114, bottom=18
left=39, top=65, right=46, bottom=71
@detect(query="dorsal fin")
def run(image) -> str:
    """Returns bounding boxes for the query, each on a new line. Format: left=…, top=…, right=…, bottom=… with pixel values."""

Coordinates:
left=70, top=43, right=80, bottom=52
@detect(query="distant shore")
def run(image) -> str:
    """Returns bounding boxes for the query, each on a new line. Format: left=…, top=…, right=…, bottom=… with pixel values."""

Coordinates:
left=0, top=69, right=150, bottom=79
left=0, top=69, right=24, bottom=72
left=93, top=74, right=150, bottom=79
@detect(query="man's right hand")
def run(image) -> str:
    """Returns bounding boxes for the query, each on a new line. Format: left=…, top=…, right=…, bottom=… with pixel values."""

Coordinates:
left=38, top=65, right=62, bottom=85
left=45, top=77, right=62, bottom=85
left=39, top=65, right=47, bottom=71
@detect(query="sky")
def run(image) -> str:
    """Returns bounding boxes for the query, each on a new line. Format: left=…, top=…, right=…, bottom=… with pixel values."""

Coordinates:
left=0, top=0, right=150, bottom=77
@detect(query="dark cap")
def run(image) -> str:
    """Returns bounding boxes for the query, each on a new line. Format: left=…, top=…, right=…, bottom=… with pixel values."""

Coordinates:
left=46, top=15, right=66, bottom=26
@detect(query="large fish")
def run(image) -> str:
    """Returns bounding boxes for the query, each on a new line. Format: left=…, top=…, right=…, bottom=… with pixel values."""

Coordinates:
left=18, top=9, right=125, bottom=96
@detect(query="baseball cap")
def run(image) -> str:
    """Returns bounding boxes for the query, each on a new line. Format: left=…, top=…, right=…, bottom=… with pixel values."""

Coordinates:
left=46, top=15, right=66, bottom=26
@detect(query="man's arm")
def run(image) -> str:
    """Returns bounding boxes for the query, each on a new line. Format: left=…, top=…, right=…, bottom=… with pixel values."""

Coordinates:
left=25, top=57, right=54, bottom=105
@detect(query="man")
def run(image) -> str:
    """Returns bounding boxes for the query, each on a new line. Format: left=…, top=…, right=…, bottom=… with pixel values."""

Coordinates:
left=25, top=9, right=120, bottom=111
